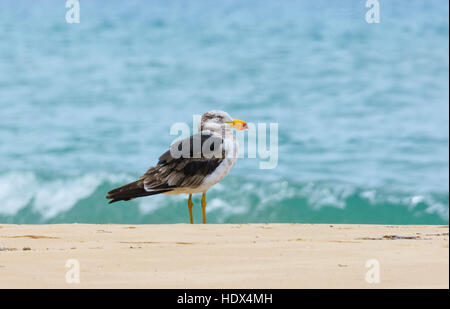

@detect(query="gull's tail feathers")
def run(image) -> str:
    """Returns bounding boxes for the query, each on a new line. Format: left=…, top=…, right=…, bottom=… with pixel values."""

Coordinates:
left=106, top=180, right=171, bottom=204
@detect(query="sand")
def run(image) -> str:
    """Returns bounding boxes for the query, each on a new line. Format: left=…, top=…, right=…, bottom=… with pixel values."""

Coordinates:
left=0, top=224, right=448, bottom=289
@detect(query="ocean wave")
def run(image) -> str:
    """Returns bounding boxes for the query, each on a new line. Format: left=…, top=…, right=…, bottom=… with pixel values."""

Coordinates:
left=0, top=172, right=132, bottom=219
left=0, top=171, right=448, bottom=224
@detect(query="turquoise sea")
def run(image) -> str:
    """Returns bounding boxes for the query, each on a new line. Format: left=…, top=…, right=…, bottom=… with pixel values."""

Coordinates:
left=0, top=0, right=448, bottom=224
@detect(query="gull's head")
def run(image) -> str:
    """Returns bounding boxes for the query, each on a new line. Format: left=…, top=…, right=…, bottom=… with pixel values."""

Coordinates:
left=200, top=110, right=248, bottom=132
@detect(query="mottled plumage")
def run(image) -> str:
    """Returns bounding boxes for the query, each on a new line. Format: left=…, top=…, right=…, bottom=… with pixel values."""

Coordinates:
left=106, top=110, right=247, bottom=224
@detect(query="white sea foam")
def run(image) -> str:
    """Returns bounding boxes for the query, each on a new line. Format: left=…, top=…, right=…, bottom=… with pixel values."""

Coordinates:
left=0, top=172, right=132, bottom=219
left=137, top=193, right=185, bottom=215
left=0, top=172, right=36, bottom=216
left=0, top=172, right=448, bottom=222
left=33, top=175, right=102, bottom=219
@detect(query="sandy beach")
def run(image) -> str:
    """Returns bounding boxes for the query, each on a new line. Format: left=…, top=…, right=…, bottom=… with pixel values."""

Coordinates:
left=0, top=224, right=448, bottom=289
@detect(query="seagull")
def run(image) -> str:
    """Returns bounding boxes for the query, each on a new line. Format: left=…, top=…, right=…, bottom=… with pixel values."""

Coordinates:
left=106, top=110, right=248, bottom=224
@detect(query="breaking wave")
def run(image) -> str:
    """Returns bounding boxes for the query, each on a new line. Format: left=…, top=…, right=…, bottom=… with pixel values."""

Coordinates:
left=0, top=172, right=447, bottom=225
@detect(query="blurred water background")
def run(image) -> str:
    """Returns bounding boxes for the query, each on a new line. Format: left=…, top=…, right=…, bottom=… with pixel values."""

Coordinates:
left=0, top=0, right=448, bottom=224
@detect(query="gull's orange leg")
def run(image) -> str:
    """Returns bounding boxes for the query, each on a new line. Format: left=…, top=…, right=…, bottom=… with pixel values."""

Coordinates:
left=201, top=192, right=207, bottom=224
left=188, top=194, right=193, bottom=224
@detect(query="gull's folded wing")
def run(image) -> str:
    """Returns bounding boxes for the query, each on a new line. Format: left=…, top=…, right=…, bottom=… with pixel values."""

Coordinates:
left=141, top=132, right=225, bottom=191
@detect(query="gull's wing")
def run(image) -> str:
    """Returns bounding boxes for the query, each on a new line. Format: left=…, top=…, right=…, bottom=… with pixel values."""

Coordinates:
left=141, top=132, right=225, bottom=191
left=107, top=132, right=225, bottom=203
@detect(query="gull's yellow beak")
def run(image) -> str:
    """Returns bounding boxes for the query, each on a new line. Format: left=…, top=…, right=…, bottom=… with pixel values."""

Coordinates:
left=227, top=119, right=248, bottom=130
